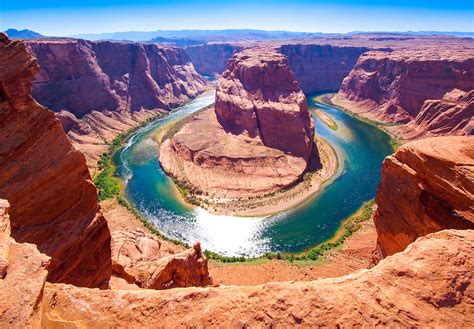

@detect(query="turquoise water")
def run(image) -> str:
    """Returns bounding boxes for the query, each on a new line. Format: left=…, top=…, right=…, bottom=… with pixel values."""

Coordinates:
left=114, top=93, right=394, bottom=256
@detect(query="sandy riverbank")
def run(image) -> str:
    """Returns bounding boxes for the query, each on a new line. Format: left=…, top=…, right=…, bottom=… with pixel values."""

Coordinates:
left=157, top=108, right=340, bottom=217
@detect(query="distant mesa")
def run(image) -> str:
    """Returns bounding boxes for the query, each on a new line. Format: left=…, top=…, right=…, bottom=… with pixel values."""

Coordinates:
left=3, top=28, right=44, bottom=39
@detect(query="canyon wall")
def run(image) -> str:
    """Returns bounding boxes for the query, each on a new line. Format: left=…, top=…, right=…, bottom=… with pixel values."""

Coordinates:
left=26, top=39, right=208, bottom=168
left=27, top=38, right=208, bottom=117
left=374, top=136, right=474, bottom=258
left=185, top=43, right=244, bottom=76
left=279, top=44, right=369, bottom=93
left=42, top=229, right=474, bottom=327
left=333, top=50, right=474, bottom=138
left=185, top=43, right=369, bottom=94
left=0, top=33, right=112, bottom=287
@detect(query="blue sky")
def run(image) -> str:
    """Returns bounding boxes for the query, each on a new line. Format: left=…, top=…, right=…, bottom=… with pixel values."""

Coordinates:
left=1, top=0, right=473, bottom=35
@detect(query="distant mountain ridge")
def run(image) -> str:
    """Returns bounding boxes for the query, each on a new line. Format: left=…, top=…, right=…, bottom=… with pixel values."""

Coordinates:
left=3, top=28, right=473, bottom=43
left=4, top=29, right=44, bottom=39
left=72, top=29, right=334, bottom=42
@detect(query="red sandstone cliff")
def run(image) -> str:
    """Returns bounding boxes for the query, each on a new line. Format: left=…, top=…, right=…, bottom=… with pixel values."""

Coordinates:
left=279, top=44, right=369, bottom=93
left=26, top=38, right=208, bottom=168
left=185, top=43, right=244, bottom=76
left=41, top=229, right=474, bottom=327
left=374, top=136, right=474, bottom=259
left=0, top=33, right=112, bottom=287
left=27, top=38, right=208, bottom=117
left=215, top=48, right=314, bottom=159
left=185, top=43, right=370, bottom=94
left=333, top=50, right=474, bottom=138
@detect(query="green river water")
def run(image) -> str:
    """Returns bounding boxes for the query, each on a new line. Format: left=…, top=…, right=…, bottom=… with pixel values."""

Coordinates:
left=114, top=92, right=394, bottom=256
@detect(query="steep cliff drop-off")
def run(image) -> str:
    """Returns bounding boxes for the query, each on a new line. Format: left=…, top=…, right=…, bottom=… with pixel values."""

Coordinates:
left=26, top=38, right=208, bottom=168
left=0, top=33, right=112, bottom=287
left=333, top=50, right=474, bottom=138
left=185, top=43, right=370, bottom=94
left=185, top=43, right=244, bottom=76
left=42, top=229, right=474, bottom=327
left=374, top=136, right=474, bottom=259
left=159, top=48, right=330, bottom=215
left=279, top=44, right=369, bottom=94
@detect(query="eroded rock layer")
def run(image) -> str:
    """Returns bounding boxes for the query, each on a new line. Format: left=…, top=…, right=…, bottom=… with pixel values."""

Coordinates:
left=160, top=48, right=315, bottom=199
left=279, top=44, right=369, bottom=93
left=333, top=50, right=474, bottom=138
left=27, top=38, right=208, bottom=117
left=374, top=136, right=474, bottom=258
left=25, top=38, right=208, bottom=168
left=215, top=48, right=314, bottom=159
left=41, top=229, right=474, bottom=327
left=0, top=33, right=112, bottom=287
left=185, top=43, right=244, bottom=76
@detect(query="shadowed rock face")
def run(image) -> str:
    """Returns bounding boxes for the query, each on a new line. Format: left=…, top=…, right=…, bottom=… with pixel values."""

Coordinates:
left=279, top=44, right=369, bottom=93
left=26, top=38, right=208, bottom=118
left=41, top=229, right=474, bottom=327
left=25, top=38, right=208, bottom=170
left=374, top=136, right=474, bottom=259
left=0, top=33, right=112, bottom=287
left=215, top=48, right=314, bottom=160
left=185, top=43, right=244, bottom=76
left=333, top=50, right=474, bottom=138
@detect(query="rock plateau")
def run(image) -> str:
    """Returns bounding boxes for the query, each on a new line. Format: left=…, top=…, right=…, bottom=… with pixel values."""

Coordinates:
left=279, top=44, right=369, bottom=93
left=41, top=229, right=474, bottom=327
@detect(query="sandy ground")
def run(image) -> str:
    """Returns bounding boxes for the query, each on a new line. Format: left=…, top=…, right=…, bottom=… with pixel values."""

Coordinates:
left=209, top=218, right=377, bottom=285
left=205, top=136, right=340, bottom=216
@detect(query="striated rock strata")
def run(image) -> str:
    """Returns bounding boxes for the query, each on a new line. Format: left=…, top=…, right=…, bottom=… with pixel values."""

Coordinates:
left=185, top=43, right=244, bottom=76
left=41, top=229, right=474, bottom=327
left=392, top=89, right=474, bottom=139
left=0, top=33, right=112, bottom=287
left=333, top=50, right=474, bottom=138
left=279, top=44, right=369, bottom=93
left=26, top=38, right=208, bottom=168
left=27, top=38, right=208, bottom=117
left=160, top=48, right=315, bottom=201
left=374, top=136, right=474, bottom=258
